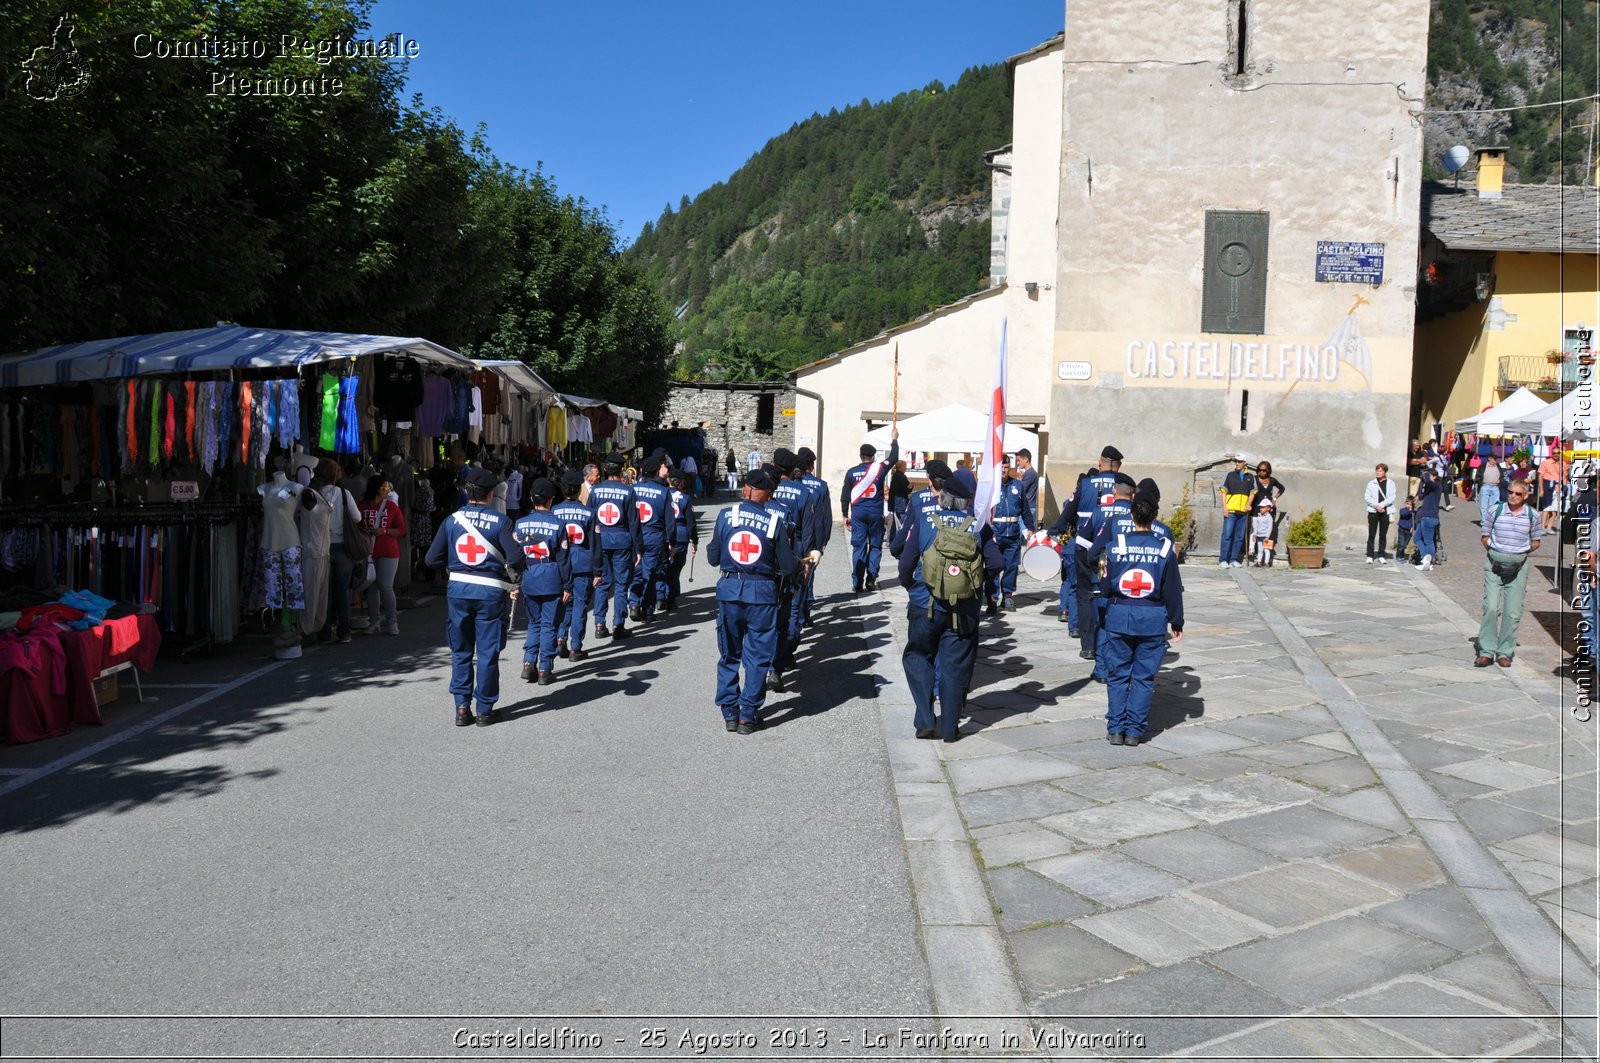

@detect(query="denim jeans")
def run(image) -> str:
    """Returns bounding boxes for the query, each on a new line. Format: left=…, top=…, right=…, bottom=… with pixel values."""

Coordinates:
left=1220, top=512, right=1249, bottom=564
left=322, top=551, right=355, bottom=639
left=1415, top=516, right=1439, bottom=561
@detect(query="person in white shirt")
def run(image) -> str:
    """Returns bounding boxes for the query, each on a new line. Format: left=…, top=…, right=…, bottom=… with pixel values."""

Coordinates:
left=1477, top=480, right=1542, bottom=668
left=746, top=447, right=762, bottom=471
left=1364, top=463, right=1397, bottom=564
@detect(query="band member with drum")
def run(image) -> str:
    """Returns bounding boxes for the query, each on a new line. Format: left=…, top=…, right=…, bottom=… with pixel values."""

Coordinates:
left=1101, top=492, right=1184, bottom=746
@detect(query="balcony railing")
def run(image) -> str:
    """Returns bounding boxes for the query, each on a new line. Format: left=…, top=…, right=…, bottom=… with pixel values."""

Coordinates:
left=1499, top=355, right=1583, bottom=394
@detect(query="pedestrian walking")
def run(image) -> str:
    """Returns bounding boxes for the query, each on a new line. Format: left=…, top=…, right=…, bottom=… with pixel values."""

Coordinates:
left=1364, top=463, right=1396, bottom=564
left=1478, top=459, right=1503, bottom=526
left=590, top=463, right=641, bottom=640
left=990, top=464, right=1030, bottom=613
left=1415, top=467, right=1443, bottom=570
left=628, top=453, right=672, bottom=622
left=746, top=446, right=762, bottom=472
left=552, top=469, right=598, bottom=661
left=358, top=474, right=407, bottom=635
left=1218, top=454, right=1255, bottom=567
left=1477, top=479, right=1543, bottom=667
left=1101, top=491, right=1184, bottom=746
left=426, top=467, right=522, bottom=726
left=513, top=478, right=571, bottom=686
left=726, top=450, right=739, bottom=491
left=664, top=467, right=698, bottom=611
left=897, top=472, right=1004, bottom=742
left=841, top=431, right=900, bottom=593
left=797, top=446, right=831, bottom=626
left=706, top=469, right=798, bottom=733
left=886, top=460, right=912, bottom=546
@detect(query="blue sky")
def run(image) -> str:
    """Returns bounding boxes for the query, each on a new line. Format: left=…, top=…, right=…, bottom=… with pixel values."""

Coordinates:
left=367, top=1, right=1064, bottom=245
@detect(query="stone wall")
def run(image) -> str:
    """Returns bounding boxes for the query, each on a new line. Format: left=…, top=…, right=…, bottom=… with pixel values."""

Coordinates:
left=662, top=382, right=796, bottom=468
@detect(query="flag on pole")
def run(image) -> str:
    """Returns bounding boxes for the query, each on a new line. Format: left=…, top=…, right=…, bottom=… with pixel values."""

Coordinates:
left=1328, top=309, right=1372, bottom=390
left=974, top=319, right=1008, bottom=528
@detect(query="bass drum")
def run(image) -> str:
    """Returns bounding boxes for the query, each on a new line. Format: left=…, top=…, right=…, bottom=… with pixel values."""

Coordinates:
left=1022, top=541, right=1063, bottom=582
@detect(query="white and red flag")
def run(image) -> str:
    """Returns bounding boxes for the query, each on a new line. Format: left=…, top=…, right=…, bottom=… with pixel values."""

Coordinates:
left=973, top=319, right=1008, bottom=527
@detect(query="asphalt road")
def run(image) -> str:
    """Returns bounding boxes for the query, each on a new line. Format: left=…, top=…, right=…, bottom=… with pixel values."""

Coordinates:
left=0, top=499, right=931, bottom=1058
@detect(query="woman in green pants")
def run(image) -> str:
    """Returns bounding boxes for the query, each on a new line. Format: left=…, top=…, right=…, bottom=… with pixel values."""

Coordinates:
left=1477, top=480, right=1543, bottom=668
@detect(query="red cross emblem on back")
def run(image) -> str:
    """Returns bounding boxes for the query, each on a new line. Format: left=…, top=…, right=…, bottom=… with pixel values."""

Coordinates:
left=728, top=530, right=763, bottom=566
left=637, top=500, right=655, bottom=524
left=597, top=502, right=621, bottom=525
left=566, top=523, right=585, bottom=545
left=1118, top=567, right=1156, bottom=599
left=455, top=534, right=487, bottom=565
left=524, top=540, right=550, bottom=560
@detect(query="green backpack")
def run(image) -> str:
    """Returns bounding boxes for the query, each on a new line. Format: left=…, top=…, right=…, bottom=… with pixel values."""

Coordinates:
left=921, top=516, right=983, bottom=619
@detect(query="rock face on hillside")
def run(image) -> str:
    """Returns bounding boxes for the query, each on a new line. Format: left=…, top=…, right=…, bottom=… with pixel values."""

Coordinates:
left=1424, top=5, right=1582, bottom=184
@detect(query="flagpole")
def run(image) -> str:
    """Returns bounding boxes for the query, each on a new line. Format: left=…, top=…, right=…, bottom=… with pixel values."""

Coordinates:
left=892, top=342, right=899, bottom=430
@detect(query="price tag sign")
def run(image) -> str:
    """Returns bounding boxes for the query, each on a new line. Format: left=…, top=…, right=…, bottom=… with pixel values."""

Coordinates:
left=170, top=481, right=200, bottom=501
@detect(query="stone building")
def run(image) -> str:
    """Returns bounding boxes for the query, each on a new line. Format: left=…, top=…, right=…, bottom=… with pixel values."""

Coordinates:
left=661, top=380, right=796, bottom=468
left=1047, top=0, right=1431, bottom=546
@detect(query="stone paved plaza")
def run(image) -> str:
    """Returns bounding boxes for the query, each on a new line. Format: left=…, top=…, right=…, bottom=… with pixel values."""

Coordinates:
left=876, top=553, right=1598, bottom=1059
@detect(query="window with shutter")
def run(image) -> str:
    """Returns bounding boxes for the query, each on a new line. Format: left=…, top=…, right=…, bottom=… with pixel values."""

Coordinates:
left=1202, top=210, right=1269, bottom=335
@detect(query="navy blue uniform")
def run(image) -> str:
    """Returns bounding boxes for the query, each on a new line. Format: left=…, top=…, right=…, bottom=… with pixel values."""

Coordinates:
left=1100, top=528, right=1184, bottom=741
left=891, top=486, right=938, bottom=559
left=1070, top=470, right=1123, bottom=658
left=1046, top=485, right=1081, bottom=627
left=665, top=486, right=698, bottom=608
left=800, top=470, right=832, bottom=623
left=590, top=480, right=640, bottom=631
left=841, top=439, right=900, bottom=588
left=552, top=498, right=598, bottom=654
left=705, top=500, right=798, bottom=726
left=426, top=504, right=523, bottom=717
left=629, top=477, right=672, bottom=617
left=513, top=509, right=572, bottom=672
left=897, top=504, right=1004, bottom=740
left=771, top=473, right=818, bottom=672
left=991, top=476, right=1031, bottom=598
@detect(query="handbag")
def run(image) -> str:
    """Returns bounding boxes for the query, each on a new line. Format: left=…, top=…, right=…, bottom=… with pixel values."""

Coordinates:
left=353, top=557, right=377, bottom=592
left=344, top=490, right=374, bottom=562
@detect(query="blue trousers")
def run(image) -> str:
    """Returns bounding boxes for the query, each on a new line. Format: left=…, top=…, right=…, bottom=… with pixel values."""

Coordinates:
left=595, top=547, right=633, bottom=628
left=1091, top=597, right=1110, bottom=678
left=1075, top=574, right=1099, bottom=656
left=629, top=538, right=667, bottom=614
left=666, top=543, right=689, bottom=605
left=521, top=592, right=562, bottom=669
left=903, top=601, right=978, bottom=740
left=997, top=535, right=1022, bottom=596
left=446, top=593, right=507, bottom=712
left=1416, top=516, right=1439, bottom=560
left=559, top=573, right=594, bottom=652
left=851, top=511, right=886, bottom=585
left=1220, top=513, right=1249, bottom=564
left=777, top=580, right=806, bottom=671
left=715, top=599, right=779, bottom=723
left=1059, top=543, right=1078, bottom=624
left=1101, top=630, right=1167, bottom=739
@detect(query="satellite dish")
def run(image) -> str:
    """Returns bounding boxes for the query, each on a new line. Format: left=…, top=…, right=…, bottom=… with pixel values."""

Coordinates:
left=1442, top=145, right=1471, bottom=174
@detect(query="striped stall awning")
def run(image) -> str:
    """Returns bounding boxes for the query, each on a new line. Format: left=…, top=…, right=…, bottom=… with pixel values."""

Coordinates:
left=0, top=325, right=474, bottom=389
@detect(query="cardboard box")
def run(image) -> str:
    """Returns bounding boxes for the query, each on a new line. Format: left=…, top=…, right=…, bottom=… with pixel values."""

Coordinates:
left=92, top=672, right=118, bottom=707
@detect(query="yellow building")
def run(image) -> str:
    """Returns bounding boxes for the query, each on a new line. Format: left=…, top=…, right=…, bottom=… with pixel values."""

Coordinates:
left=1416, top=149, right=1600, bottom=434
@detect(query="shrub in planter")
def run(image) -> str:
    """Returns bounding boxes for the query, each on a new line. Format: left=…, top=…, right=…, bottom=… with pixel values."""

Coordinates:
left=1285, top=508, right=1327, bottom=569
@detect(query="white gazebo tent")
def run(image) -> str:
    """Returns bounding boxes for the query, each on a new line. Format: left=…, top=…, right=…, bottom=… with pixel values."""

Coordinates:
left=1503, top=390, right=1596, bottom=440
left=1452, top=386, right=1550, bottom=435
left=862, top=403, right=1039, bottom=456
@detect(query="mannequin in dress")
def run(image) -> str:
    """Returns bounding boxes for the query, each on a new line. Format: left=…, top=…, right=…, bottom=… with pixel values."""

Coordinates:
left=258, top=470, right=306, bottom=650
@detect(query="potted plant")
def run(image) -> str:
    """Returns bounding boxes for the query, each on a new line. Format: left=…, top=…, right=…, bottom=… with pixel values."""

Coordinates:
left=1165, top=484, right=1196, bottom=561
left=1546, top=348, right=1567, bottom=364
left=1285, top=508, right=1327, bottom=569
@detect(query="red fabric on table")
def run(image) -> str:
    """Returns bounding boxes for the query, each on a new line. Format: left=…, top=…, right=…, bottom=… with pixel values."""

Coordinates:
left=0, top=616, right=161, bottom=743
left=0, top=628, right=72, bottom=744
left=63, top=614, right=162, bottom=675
